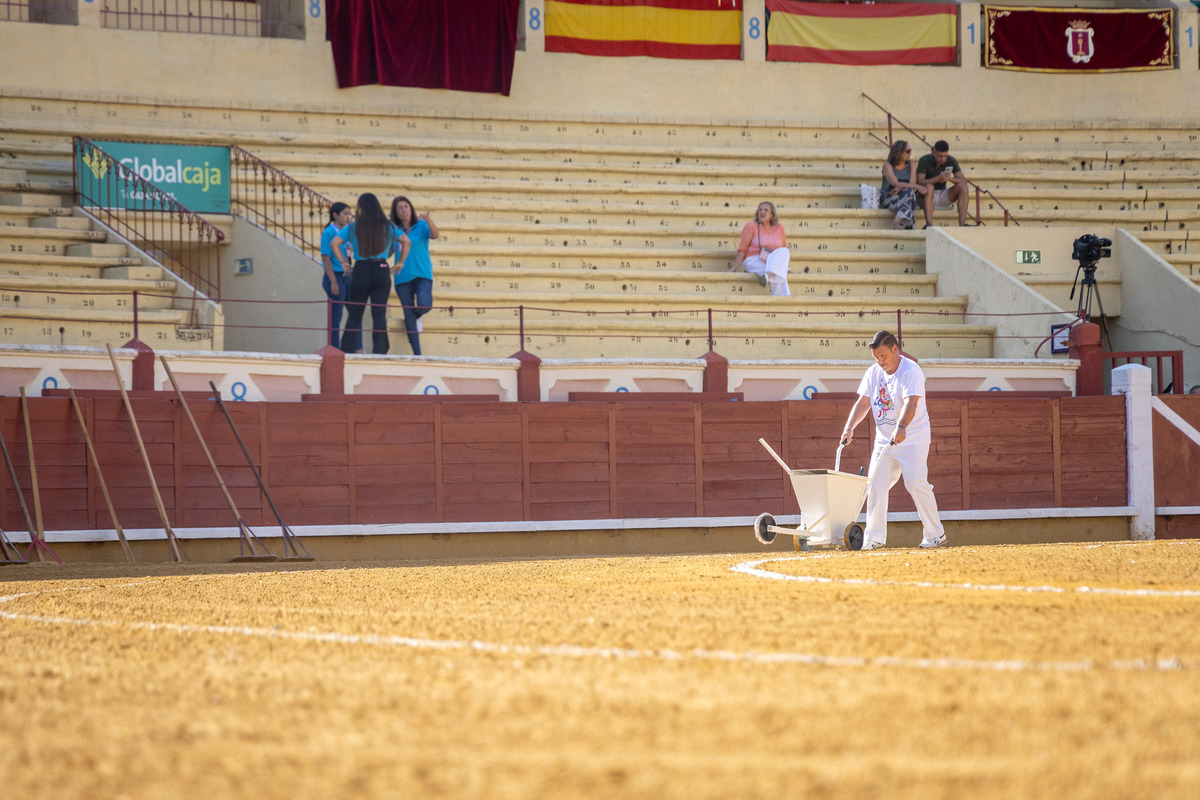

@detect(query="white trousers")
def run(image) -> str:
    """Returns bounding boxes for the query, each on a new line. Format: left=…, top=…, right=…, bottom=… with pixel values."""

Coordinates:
left=742, top=249, right=791, bottom=296
left=864, top=438, right=944, bottom=546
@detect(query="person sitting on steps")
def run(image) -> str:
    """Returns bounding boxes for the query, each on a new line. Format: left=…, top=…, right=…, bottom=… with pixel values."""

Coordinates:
left=729, top=201, right=791, bottom=297
left=880, top=139, right=930, bottom=231
left=916, top=139, right=970, bottom=228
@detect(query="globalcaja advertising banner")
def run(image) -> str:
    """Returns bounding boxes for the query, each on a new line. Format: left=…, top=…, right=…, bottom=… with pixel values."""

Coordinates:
left=984, top=6, right=1174, bottom=73
left=76, top=141, right=231, bottom=213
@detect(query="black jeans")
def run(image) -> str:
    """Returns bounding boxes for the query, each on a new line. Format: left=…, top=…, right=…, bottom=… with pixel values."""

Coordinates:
left=341, top=258, right=392, bottom=354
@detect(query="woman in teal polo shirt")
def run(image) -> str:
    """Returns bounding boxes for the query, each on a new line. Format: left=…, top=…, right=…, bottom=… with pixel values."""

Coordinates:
left=389, top=195, right=439, bottom=356
left=320, top=201, right=360, bottom=351
left=332, top=193, right=410, bottom=354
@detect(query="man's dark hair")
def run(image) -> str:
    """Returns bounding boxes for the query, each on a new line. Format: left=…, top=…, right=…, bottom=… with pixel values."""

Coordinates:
left=933, top=140, right=950, bottom=153
left=870, top=330, right=899, bottom=350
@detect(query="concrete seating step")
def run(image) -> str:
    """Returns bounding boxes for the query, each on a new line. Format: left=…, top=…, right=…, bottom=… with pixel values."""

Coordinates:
left=0, top=226, right=109, bottom=255
left=433, top=290, right=964, bottom=320
left=0, top=308, right=216, bottom=350
left=0, top=251, right=144, bottom=278
left=0, top=177, right=71, bottom=195
left=409, top=315, right=995, bottom=360
left=101, top=264, right=169, bottom=281
left=428, top=222, right=925, bottom=256
left=267, top=150, right=1200, bottom=195
left=29, top=215, right=96, bottom=230
left=0, top=205, right=73, bottom=227
left=290, top=174, right=869, bottom=210
left=299, top=200, right=905, bottom=232
left=0, top=274, right=180, bottom=310
left=428, top=244, right=925, bottom=276
left=433, top=266, right=940, bottom=298
left=0, top=191, right=67, bottom=208
left=66, top=242, right=130, bottom=258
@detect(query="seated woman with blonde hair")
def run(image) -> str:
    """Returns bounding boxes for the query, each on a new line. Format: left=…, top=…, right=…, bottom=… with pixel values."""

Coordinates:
left=729, top=201, right=791, bottom=297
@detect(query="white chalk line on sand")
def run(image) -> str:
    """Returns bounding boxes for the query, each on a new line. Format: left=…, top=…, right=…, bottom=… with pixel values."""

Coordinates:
left=1, top=578, right=1196, bottom=675
left=730, top=552, right=1200, bottom=599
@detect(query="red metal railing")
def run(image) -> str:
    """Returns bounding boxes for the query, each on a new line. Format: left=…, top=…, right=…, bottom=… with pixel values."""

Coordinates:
left=0, top=0, right=75, bottom=24
left=100, top=0, right=304, bottom=39
left=861, top=93, right=1019, bottom=227
left=1103, top=350, right=1185, bottom=395
left=4, top=287, right=1082, bottom=356
left=230, top=145, right=331, bottom=263
left=72, top=136, right=224, bottom=304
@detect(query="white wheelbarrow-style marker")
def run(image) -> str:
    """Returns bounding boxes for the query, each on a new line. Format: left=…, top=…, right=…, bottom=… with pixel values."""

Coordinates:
left=752, top=438, right=888, bottom=551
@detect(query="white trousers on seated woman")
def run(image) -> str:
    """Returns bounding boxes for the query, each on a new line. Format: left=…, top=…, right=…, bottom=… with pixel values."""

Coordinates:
left=742, top=249, right=791, bottom=296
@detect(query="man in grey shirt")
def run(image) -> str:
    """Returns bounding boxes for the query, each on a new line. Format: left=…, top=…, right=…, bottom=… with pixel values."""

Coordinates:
left=916, top=140, right=969, bottom=227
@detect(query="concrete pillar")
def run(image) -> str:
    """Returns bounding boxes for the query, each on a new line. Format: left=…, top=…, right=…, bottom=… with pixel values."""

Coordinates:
left=742, top=0, right=766, bottom=62
left=122, top=339, right=155, bottom=391
left=317, top=345, right=345, bottom=396
left=512, top=349, right=542, bottom=401
left=1068, top=321, right=1102, bottom=396
left=524, top=0, right=545, bottom=53
left=77, top=0, right=101, bottom=28
left=701, top=349, right=728, bottom=393
left=1112, top=364, right=1155, bottom=541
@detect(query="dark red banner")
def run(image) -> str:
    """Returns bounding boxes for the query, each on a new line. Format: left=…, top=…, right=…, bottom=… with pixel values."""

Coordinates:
left=326, top=0, right=521, bottom=95
left=984, top=6, right=1174, bottom=73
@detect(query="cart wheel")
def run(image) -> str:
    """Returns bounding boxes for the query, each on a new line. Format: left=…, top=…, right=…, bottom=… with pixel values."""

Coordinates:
left=844, top=523, right=864, bottom=551
left=753, top=513, right=776, bottom=545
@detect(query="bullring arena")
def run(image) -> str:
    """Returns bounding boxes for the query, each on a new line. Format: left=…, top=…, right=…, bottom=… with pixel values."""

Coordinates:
left=4, top=540, right=1200, bottom=799
left=4, top=0, right=1200, bottom=797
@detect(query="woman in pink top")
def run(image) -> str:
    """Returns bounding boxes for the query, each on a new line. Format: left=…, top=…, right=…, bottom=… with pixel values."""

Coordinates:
left=729, top=201, right=791, bottom=296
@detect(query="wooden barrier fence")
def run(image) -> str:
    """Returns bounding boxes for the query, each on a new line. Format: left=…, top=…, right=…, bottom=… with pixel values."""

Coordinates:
left=0, top=395, right=1142, bottom=533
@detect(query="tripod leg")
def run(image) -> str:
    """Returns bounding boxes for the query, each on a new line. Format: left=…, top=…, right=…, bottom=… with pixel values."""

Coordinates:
left=1091, top=284, right=1112, bottom=350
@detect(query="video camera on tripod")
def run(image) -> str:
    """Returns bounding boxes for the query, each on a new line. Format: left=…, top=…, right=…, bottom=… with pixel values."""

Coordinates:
left=1069, top=233, right=1113, bottom=341
left=1071, top=233, right=1112, bottom=269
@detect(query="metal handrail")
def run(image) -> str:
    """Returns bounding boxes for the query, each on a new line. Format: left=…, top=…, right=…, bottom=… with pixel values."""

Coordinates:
left=862, top=93, right=1020, bottom=227
left=1103, top=350, right=1185, bottom=394
left=230, top=145, right=332, bottom=263
left=72, top=136, right=224, bottom=304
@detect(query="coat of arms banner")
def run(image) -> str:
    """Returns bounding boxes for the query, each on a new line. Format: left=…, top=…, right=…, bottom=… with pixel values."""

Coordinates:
left=984, top=6, right=1174, bottom=73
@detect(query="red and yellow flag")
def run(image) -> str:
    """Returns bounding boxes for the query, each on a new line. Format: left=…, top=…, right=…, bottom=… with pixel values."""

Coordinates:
left=545, top=0, right=743, bottom=60
left=766, top=0, right=956, bottom=66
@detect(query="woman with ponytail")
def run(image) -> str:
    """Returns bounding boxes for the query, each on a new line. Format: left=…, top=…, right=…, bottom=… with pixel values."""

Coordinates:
left=331, top=193, right=410, bottom=354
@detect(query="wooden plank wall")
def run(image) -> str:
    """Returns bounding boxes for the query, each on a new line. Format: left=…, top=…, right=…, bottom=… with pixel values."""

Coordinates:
left=0, top=396, right=1135, bottom=533
left=1153, top=396, right=1200, bottom=539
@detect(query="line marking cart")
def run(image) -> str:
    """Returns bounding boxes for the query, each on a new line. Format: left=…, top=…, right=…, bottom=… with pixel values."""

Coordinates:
left=752, top=438, right=887, bottom=551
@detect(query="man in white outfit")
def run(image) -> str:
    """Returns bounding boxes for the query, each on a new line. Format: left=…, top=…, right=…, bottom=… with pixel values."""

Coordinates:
left=840, top=331, right=946, bottom=550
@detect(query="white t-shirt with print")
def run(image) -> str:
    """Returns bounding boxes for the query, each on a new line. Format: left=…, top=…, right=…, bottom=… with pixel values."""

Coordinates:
left=856, top=356, right=930, bottom=445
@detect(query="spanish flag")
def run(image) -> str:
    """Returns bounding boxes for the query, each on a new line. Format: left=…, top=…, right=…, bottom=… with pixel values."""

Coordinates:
left=545, top=0, right=743, bottom=60
left=766, top=0, right=956, bottom=66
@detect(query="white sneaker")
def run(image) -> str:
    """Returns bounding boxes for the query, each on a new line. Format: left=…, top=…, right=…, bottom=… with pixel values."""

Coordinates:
left=861, top=540, right=885, bottom=551
left=416, top=319, right=423, bottom=332
left=919, top=533, right=947, bottom=549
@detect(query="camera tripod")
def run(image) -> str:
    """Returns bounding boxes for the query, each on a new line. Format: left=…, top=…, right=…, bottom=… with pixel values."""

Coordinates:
left=1069, top=261, right=1112, bottom=348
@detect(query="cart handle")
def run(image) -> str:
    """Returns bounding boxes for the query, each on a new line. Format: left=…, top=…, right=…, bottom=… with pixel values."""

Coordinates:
left=758, top=438, right=793, bottom=474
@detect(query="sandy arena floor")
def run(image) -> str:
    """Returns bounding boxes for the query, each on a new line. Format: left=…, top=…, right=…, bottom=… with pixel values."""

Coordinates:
left=3, top=539, right=1200, bottom=799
